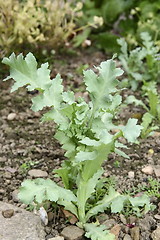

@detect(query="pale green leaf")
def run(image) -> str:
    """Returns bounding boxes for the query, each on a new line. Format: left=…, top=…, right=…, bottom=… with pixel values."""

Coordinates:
left=86, top=187, right=120, bottom=221
left=2, top=53, right=51, bottom=92
left=121, top=118, right=143, bottom=143
left=18, top=179, right=77, bottom=205
left=31, top=74, right=63, bottom=111
left=84, top=223, right=115, bottom=240
left=58, top=199, right=78, bottom=217
left=126, top=95, right=148, bottom=111
left=83, top=59, right=123, bottom=110
left=62, top=91, right=75, bottom=104
left=79, top=137, right=100, bottom=147
left=111, top=195, right=127, bottom=213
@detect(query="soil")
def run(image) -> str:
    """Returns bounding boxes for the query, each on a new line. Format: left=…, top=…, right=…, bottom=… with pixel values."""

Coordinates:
left=0, top=50, right=160, bottom=240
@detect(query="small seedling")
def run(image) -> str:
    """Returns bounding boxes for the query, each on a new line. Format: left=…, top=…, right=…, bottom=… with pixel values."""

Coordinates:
left=2, top=53, right=153, bottom=240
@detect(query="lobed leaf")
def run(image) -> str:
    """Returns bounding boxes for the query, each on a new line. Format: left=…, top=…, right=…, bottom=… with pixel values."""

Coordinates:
left=18, top=178, right=77, bottom=205
left=2, top=53, right=51, bottom=92
left=84, top=223, right=115, bottom=240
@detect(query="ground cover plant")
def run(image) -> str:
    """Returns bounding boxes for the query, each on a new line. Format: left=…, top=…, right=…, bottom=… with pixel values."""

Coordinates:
left=2, top=53, right=155, bottom=239
left=118, top=32, right=160, bottom=138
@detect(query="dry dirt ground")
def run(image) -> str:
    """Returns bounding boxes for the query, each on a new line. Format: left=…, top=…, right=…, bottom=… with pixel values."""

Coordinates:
left=0, top=50, right=160, bottom=240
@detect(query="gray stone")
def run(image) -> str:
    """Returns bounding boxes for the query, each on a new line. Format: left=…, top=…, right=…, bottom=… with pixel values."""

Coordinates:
left=49, top=237, right=64, bottom=240
left=28, top=169, right=48, bottom=178
left=0, top=201, right=45, bottom=240
left=61, top=226, right=84, bottom=240
left=154, top=166, right=160, bottom=177
left=103, top=219, right=116, bottom=230
left=151, top=226, right=160, bottom=240
left=11, top=189, right=19, bottom=202
left=130, top=226, right=140, bottom=240
left=142, top=165, right=153, bottom=175
left=120, top=214, right=127, bottom=224
left=123, top=234, right=132, bottom=240
left=128, top=171, right=135, bottom=179
left=7, top=113, right=17, bottom=121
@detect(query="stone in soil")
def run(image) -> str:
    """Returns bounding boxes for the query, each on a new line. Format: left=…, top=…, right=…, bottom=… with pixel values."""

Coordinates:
left=141, top=165, right=154, bottom=175
left=28, top=169, right=48, bottom=177
left=7, top=112, right=17, bottom=120
left=11, top=189, right=19, bottom=202
left=61, top=225, right=84, bottom=240
left=153, top=165, right=160, bottom=177
left=48, top=237, right=64, bottom=240
left=0, top=201, right=45, bottom=240
left=151, top=226, right=160, bottom=240
left=123, top=234, right=132, bottom=240
left=128, top=171, right=135, bottom=179
left=130, top=226, right=140, bottom=240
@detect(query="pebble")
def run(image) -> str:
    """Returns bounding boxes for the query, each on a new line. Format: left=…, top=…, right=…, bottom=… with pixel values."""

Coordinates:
left=154, top=214, right=160, bottom=220
left=110, top=224, right=121, bottom=240
left=4, top=172, right=12, bottom=179
left=28, top=169, right=48, bottom=178
left=141, top=165, right=153, bottom=175
left=153, top=165, right=160, bottom=177
left=151, top=226, right=160, bottom=240
left=103, top=219, right=116, bottom=229
left=48, top=237, right=64, bottom=240
left=128, top=171, right=135, bottom=179
left=11, top=189, right=19, bottom=202
left=120, top=214, right=127, bottom=225
left=7, top=113, right=17, bottom=121
left=130, top=226, right=140, bottom=240
left=61, top=226, right=84, bottom=240
left=2, top=209, right=14, bottom=218
left=123, top=234, right=132, bottom=240
left=48, top=212, right=54, bottom=222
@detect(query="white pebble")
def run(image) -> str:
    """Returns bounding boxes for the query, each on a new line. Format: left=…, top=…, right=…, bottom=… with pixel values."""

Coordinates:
left=7, top=113, right=17, bottom=121
left=142, top=165, right=153, bottom=175
left=128, top=171, right=135, bottom=179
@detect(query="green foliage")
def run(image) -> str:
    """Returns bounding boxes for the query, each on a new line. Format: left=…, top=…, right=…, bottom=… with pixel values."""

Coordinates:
left=78, top=0, right=160, bottom=52
left=84, top=223, right=115, bottom=240
left=118, top=32, right=160, bottom=90
left=125, top=177, right=160, bottom=199
left=0, top=0, right=82, bottom=58
left=125, top=81, right=160, bottom=138
left=2, top=52, right=152, bottom=240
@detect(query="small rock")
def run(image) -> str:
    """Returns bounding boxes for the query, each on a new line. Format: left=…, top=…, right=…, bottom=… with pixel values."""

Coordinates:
left=61, top=226, right=84, bottom=240
left=154, top=214, right=160, bottom=220
left=120, top=214, right=127, bottom=224
left=153, top=166, right=160, bottom=177
left=7, top=113, right=17, bottom=121
left=4, top=172, right=12, bottom=179
left=0, top=189, right=5, bottom=194
left=129, top=216, right=137, bottom=224
left=12, top=189, right=19, bottom=202
left=123, top=234, right=132, bottom=240
left=130, top=226, right=140, bottom=240
left=62, top=209, right=78, bottom=224
left=48, top=237, right=64, bottom=240
left=110, top=224, right=121, bottom=240
left=0, top=201, right=45, bottom=240
left=48, top=212, right=54, bottom=222
left=142, top=165, right=153, bottom=175
left=128, top=171, right=135, bottom=179
left=2, top=209, right=14, bottom=218
left=103, top=219, right=116, bottom=229
left=28, top=169, right=48, bottom=178
left=151, top=226, right=160, bottom=240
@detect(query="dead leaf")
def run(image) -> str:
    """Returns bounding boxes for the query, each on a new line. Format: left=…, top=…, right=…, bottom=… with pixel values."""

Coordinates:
left=61, top=208, right=78, bottom=224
